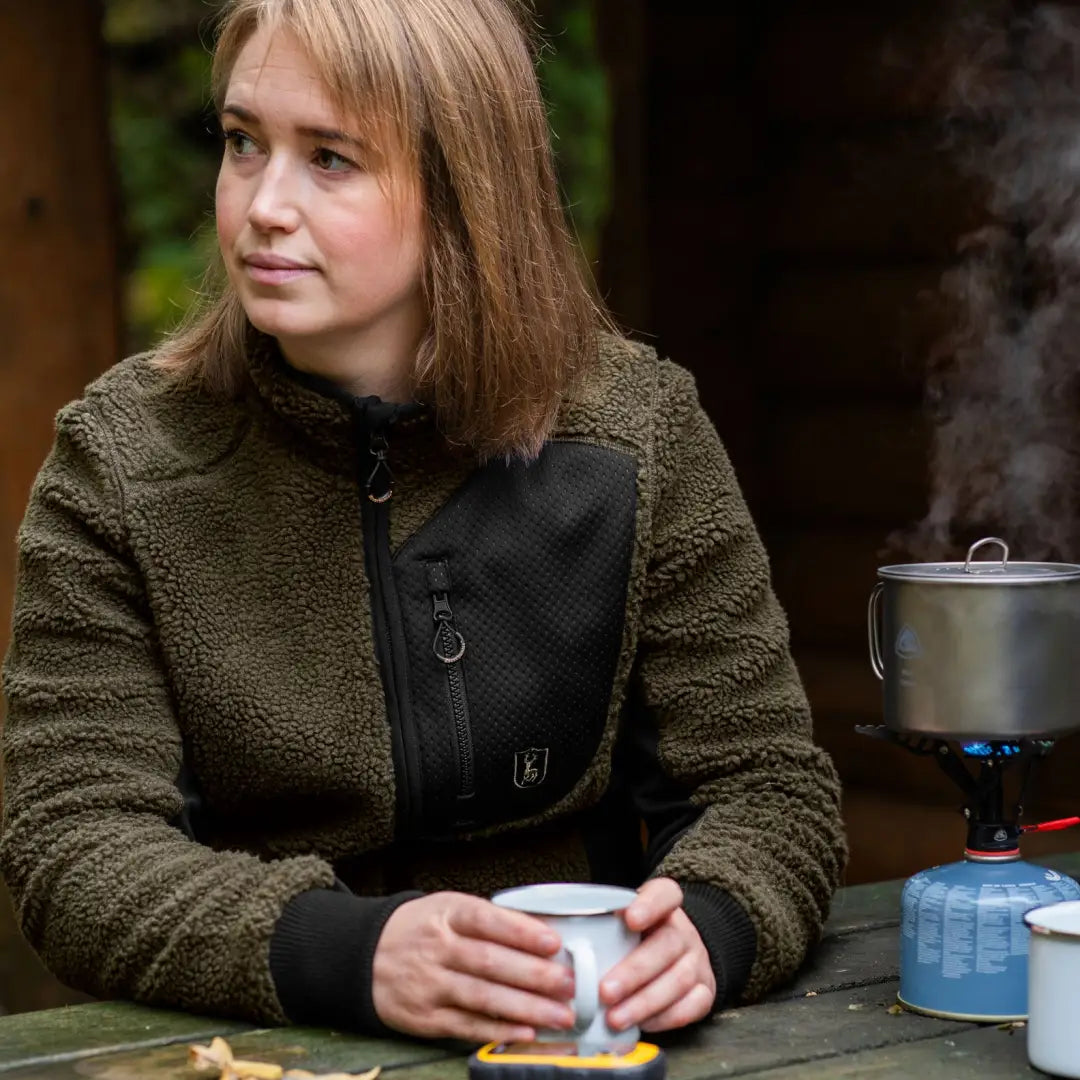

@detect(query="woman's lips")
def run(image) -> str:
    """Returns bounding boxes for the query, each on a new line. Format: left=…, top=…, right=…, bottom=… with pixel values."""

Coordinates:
left=243, top=255, right=317, bottom=286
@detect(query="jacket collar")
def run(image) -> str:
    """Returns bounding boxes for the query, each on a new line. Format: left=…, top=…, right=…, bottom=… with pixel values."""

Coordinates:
left=245, top=334, right=430, bottom=456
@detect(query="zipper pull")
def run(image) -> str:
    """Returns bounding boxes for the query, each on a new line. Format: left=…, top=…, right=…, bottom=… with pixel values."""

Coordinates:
left=366, top=432, right=394, bottom=503
left=427, top=562, right=466, bottom=664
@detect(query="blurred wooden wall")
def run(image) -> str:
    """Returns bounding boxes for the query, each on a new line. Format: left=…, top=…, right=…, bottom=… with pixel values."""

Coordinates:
left=0, top=0, right=120, bottom=661
left=598, top=0, right=1080, bottom=885
left=0, top=0, right=118, bottom=1013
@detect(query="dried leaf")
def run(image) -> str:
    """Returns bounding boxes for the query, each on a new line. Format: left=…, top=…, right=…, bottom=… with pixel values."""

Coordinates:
left=996, top=1020, right=1027, bottom=1034
left=282, top=1071, right=380, bottom=1080
left=886, top=1004, right=905, bottom=1015
left=231, top=1060, right=285, bottom=1080
left=190, top=1037, right=235, bottom=1072
left=804, top=991, right=818, bottom=997
left=188, top=1037, right=382, bottom=1080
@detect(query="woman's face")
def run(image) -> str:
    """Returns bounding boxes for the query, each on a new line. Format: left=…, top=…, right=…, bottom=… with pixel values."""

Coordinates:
left=216, top=26, right=426, bottom=375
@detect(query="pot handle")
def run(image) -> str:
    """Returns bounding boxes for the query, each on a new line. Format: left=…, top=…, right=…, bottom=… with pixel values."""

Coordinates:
left=868, top=582, right=885, bottom=680
left=965, top=536, right=1009, bottom=571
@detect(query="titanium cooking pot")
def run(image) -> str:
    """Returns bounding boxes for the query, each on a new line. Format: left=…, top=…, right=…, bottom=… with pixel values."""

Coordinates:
left=868, top=537, right=1080, bottom=740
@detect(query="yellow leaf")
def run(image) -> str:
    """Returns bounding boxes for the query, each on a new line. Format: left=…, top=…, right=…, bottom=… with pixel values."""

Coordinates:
left=312, top=1071, right=382, bottom=1080
left=190, top=1037, right=235, bottom=1072
left=886, top=1004, right=904, bottom=1015
left=231, top=1060, right=285, bottom=1080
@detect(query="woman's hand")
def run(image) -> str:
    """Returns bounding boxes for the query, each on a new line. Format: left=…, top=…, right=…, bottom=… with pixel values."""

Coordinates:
left=372, top=891, right=577, bottom=1043
left=601, top=878, right=716, bottom=1033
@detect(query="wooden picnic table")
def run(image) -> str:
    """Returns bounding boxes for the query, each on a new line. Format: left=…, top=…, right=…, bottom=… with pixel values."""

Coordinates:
left=3, top=851, right=1080, bottom=1079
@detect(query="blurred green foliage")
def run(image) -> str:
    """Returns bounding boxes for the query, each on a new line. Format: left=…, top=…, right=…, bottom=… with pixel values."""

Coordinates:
left=104, top=0, right=611, bottom=352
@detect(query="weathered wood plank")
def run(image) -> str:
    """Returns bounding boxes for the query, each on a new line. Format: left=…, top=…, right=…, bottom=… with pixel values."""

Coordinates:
left=0, top=1025, right=456, bottom=1079
left=385, top=984, right=967, bottom=1080
left=748, top=1023, right=1036, bottom=1079
left=0, top=1001, right=252, bottom=1072
left=823, top=879, right=903, bottom=935
left=770, top=925, right=898, bottom=1000
left=663, top=982, right=968, bottom=1080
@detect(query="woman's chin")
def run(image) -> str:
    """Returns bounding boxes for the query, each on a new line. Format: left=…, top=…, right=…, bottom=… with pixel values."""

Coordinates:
left=242, top=304, right=322, bottom=342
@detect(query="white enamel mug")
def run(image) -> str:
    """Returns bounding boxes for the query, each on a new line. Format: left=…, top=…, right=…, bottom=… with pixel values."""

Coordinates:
left=1024, top=899, right=1080, bottom=1078
left=492, top=883, right=640, bottom=1054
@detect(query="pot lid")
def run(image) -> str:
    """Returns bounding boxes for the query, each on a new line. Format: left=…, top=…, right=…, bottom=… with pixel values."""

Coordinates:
left=878, top=537, right=1080, bottom=584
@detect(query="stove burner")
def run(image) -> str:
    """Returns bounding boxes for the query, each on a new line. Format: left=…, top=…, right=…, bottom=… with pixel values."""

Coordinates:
left=855, top=726, right=1057, bottom=854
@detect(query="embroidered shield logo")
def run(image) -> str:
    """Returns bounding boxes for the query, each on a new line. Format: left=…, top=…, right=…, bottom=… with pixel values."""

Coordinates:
left=514, top=747, right=549, bottom=789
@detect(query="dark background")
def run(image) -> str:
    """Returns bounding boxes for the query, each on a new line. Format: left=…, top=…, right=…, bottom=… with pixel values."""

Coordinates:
left=2, top=0, right=1078, bottom=1015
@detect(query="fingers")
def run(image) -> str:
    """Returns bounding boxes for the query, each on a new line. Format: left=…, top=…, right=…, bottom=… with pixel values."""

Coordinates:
left=451, top=897, right=562, bottom=957
left=448, top=936, right=576, bottom=1002
left=420, top=1007, right=536, bottom=1046
left=450, top=971, right=576, bottom=1033
left=607, top=950, right=705, bottom=1031
left=601, top=903, right=717, bottom=1035
left=622, top=877, right=684, bottom=933
left=639, top=982, right=716, bottom=1033
left=601, top=920, right=686, bottom=1004
left=373, top=892, right=575, bottom=1043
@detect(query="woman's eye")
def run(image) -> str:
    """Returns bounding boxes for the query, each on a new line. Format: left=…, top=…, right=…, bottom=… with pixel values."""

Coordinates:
left=314, top=148, right=353, bottom=172
left=224, top=130, right=258, bottom=157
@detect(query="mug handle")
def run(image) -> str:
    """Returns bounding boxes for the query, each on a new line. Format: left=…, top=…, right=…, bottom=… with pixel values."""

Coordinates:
left=867, top=582, right=885, bottom=680
left=562, top=937, right=599, bottom=1033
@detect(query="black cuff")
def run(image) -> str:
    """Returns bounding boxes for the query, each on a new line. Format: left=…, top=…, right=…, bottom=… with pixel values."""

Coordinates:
left=680, top=882, right=757, bottom=1008
left=269, top=887, right=423, bottom=1034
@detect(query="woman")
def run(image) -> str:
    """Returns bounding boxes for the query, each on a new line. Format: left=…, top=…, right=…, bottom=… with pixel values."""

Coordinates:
left=0, top=0, right=847, bottom=1046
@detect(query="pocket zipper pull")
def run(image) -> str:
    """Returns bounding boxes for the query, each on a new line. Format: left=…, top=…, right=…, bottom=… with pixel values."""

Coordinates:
left=432, top=595, right=466, bottom=664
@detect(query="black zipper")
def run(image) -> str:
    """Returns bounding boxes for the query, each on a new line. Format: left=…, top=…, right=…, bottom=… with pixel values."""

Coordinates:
left=359, top=425, right=423, bottom=834
left=426, top=561, right=476, bottom=801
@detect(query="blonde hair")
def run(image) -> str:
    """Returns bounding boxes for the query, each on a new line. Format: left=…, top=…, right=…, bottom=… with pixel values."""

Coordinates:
left=153, top=0, right=614, bottom=459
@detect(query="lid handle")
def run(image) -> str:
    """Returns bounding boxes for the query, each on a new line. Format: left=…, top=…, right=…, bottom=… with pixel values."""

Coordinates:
left=964, top=537, right=1009, bottom=573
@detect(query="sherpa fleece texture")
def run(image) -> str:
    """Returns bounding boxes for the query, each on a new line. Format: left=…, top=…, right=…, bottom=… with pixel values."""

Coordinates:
left=1, top=334, right=847, bottom=1027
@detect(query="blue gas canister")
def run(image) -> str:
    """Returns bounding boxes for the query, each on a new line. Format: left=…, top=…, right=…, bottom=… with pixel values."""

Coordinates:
left=899, top=852, right=1080, bottom=1020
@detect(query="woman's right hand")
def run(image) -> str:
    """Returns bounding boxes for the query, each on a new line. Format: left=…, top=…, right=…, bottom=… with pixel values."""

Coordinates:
left=372, top=891, right=577, bottom=1043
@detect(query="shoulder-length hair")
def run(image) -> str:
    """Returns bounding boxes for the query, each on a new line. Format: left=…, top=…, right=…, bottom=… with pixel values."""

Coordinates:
left=153, top=0, right=614, bottom=460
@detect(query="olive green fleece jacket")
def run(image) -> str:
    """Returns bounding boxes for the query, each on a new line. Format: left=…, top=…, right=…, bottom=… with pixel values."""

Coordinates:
left=1, top=333, right=846, bottom=1030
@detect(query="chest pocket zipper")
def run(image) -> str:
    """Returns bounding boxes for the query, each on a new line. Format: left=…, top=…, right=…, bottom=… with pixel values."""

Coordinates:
left=426, top=561, right=476, bottom=803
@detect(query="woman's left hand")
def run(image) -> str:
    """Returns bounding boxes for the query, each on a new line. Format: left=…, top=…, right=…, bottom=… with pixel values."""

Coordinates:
left=600, top=877, right=716, bottom=1033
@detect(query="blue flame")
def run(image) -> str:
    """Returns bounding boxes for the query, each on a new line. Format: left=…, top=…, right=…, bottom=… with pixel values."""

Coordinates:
left=961, top=741, right=1022, bottom=758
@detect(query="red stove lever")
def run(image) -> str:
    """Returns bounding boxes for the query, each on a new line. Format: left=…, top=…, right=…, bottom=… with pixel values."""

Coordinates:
left=1021, top=816, right=1080, bottom=833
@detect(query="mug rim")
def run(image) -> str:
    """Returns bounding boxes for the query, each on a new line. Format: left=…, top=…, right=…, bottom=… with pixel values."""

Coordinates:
left=491, top=882, right=639, bottom=916
left=1024, top=899, right=1080, bottom=939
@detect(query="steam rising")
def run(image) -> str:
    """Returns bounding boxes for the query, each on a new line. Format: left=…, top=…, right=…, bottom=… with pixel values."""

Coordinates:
left=905, top=1, right=1080, bottom=561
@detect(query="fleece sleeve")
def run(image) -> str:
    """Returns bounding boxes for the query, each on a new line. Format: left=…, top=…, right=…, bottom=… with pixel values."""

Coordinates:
left=633, top=359, right=848, bottom=1003
left=0, top=398, right=339, bottom=1024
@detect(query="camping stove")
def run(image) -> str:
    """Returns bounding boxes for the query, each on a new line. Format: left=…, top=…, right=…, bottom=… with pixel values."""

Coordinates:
left=856, top=726, right=1080, bottom=1021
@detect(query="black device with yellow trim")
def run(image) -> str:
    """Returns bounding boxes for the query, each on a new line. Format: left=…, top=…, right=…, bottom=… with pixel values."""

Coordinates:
left=468, top=1041, right=666, bottom=1080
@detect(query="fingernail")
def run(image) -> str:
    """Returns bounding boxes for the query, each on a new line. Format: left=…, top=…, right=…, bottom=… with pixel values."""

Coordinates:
left=608, top=1009, right=626, bottom=1030
left=560, top=974, right=575, bottom=996
left=540, top=933, right=559, bottom=951
left=602, top=978, right=622, bottom=998
left=552, top=1007, right=575, bottom=1029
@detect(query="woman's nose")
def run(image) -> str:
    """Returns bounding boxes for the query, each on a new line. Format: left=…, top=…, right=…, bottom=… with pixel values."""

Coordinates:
left=247, top=157, right=302, bottom=233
